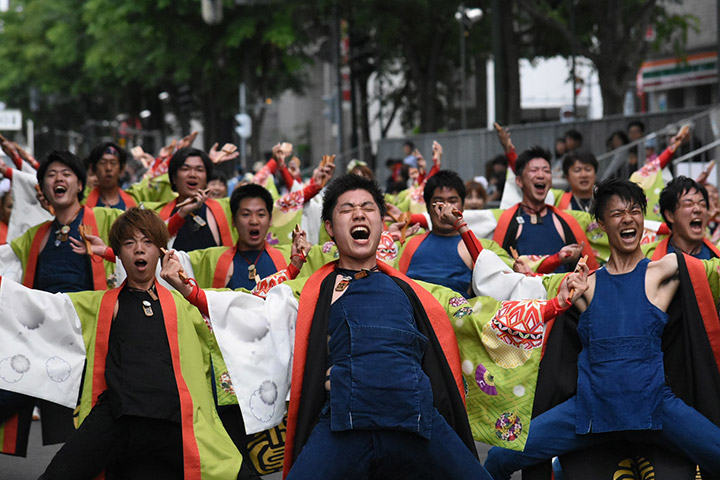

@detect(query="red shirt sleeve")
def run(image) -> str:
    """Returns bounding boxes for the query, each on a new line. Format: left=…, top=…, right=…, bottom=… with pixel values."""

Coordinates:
left=460, top=229, right=484, bottom=263
left=279, top=165, right=295, bottom=189
left=409, top=213, right=429, bottom=229
left=167, top=213, right=186, bottom=237
left=536, top=253, right=562, bottom=274
left=506, top=150, right=518, bottom=173
left=657, top=145, right=676, bottom=169
left=302, top=180, right=322, bottom=202
left=184, top=280, right=209, bottom=317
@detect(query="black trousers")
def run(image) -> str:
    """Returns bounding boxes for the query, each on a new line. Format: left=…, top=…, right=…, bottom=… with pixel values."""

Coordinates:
left=39, top=399, right=183, bottom=480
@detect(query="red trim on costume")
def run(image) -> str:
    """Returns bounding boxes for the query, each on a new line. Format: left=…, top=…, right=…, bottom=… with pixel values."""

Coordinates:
left=82, top=207, right=108, bottom=290
left=685, top=255, right=720, bottom=373
left=398, top=233, right=429, bottom=273
left=86, top=188, right=138, bottom=209
left=283, top=262, right=335, bottom=477
left=91, top=287, right=121, bottom=404
left=103, top=247, right=116, bottom=263
left=158, top=199, right=178, bottom=221
left=157, top=284, right=202, bottom=479
left=167, top=213, right=185, bottom=237
left=0, top=221, right=7, bottom=245
left=214, top=247, right=235, bottom=288
left=266, top=244, right=288, bottom=271
left=651, top=237, right=671, bottom=261
left=657, top=145, right=675, bottom=169
left=184, top=280, right=209, bottom=317
left=205, top=199, right=234, bottom=247
left=557, top=192, right=572, bottom=210
left=492, top=205, right=520, bottom=246
left=2, top=413, right=18, bottom=454
left=657, top=223, right=671, bottom=236
left=652, top=237, right=720, bottom=260
left=22, top=222, right=52, bottom=288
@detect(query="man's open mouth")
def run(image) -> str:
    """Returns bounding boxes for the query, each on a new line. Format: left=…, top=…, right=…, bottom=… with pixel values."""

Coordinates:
left=620, top=228, right=636, bottom=240
left=249, top=229, right=260, bottom=237
left=690, top=219, right=703, bottom=232
left=134, top=259, right=147, bottom=267
left=54, top=186, right=67, bottom=194
left=351, top=226, right=370, bottom=240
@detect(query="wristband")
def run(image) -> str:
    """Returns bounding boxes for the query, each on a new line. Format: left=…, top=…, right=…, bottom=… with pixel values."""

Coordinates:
left=453, top=221, right=468, bottom=231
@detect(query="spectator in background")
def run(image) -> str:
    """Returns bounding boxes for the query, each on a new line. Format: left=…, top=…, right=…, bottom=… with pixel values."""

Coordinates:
left=464, top=180, right=488, bottom=210
left=606, top=130, right=629, bottom=151
left=553, top=137, right=567, bottom=161
left=84, top=142, right=138, bottom=210
left=628, top=120, right=645, bottom=141
left=402, top=140, right=418, bottom=168
left=564, top=129, right=583, bottom=152
left=208, top=171, right=228, bottom=199
left=485, top=155, right=508, bottom=202
left=385, top=158, right=407, bottom=194
left=347, top=159, right=374, bottom=180
left=558, top=150, right=597, bottom=213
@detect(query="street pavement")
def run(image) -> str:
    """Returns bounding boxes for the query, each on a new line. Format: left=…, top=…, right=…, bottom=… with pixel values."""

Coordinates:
left=0, top=421, right=518, bottom=479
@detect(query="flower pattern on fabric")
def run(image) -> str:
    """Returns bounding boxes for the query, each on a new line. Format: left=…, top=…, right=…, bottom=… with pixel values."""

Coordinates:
left=454, top=306, right=473, bottom=319
left=481, top=300, right=545, bottom=368
left=495, top=412, right=522, bottom=441
left=449, top=296, right=469, bottom=308
left=220, top=372, right=235, bottom=395
left=276, top=190, right=304, bottom=213
left=322, top=241, right=335, bottom=254
left=376, top=232, right=399, bottom=262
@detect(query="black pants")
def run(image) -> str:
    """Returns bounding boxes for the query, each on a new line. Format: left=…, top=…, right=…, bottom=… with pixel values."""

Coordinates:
left=39, top=399, right=183, bottom=480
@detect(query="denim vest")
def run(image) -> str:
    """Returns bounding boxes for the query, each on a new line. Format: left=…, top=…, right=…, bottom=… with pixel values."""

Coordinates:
left=576, top=258, right=668, bottom=433
left=406, top=233, right=472, bottom=295
left=36, top=209, right=92, bottom=294
left=327, top=270, right=434, bottom=438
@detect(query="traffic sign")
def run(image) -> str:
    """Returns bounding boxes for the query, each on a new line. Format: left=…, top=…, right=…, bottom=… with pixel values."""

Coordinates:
left=0, top=110, right=22, bottom=131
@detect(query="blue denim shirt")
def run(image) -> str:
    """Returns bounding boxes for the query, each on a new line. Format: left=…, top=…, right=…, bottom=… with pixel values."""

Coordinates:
left=327, top=269, right=434, bottom=438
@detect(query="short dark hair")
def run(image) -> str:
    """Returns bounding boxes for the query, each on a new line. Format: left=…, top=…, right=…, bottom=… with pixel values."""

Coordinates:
left=606, top=130, right=629, bottom=149
left=562, top=149, right=598, bottom=176
left=628, top=120, right=645, bottom=133
left=322, top=174, right=386, bottom=223
left=423, top=170, right=466, bottom=210
left=37, top=151, right=87, bottom=201
left=659, top=176, right=708, bottom=230
left=167, top=147, right=213, bottom=191
left=230, top=183, right=273, bottom=219
left=564, top=129, right=583, bottom=144
left=592, top=178, right=647, bottom=222
left=108, top=207, right=169, bottom=254
left=515, top=146, right=552, bottom=177
left=209, top=170, right=228, bottom=184
left=87, top=142, right=127, bottom=169
left=403, top=140, right=414, bottom=150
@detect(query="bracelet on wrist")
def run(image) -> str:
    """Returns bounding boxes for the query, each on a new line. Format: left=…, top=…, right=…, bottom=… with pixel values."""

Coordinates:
left=453, top=222, right=468, bottom=231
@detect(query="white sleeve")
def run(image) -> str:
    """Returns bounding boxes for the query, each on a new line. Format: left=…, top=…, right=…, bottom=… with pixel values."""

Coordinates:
left=205, top=284, right=297, bottom=434
left=472, top=249, right=547, bottom=301
left=0, top=278, right=85, bottom=408
left=7, top=169, right=53, bottom=242
left=0, top=244, right=23, bottom=282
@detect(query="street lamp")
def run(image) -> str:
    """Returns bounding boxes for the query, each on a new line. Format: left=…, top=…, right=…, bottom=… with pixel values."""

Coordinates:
left=455, top=5, right=483, bottom=130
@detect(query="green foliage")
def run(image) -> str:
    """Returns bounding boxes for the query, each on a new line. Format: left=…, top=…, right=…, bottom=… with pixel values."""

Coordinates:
left=0, top=0, right=314, bottom=136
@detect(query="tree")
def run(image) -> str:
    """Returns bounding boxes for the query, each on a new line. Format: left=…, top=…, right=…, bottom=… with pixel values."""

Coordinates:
left=517, top=0, right=698, bottom=115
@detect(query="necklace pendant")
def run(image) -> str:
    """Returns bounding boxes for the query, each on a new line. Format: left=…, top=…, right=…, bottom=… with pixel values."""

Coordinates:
left=147, top=288, right=158, bottom=301
left=142, top=300, right=154, bottom=317
left=191, top=214, right=207, bottom=228
left=60, top=225, right=70, bottom=242
left=530, top=214, right=537, bottom=224
left=335, top=276, right=352, bottom=292
left=54, top=238, right=61, bottom=247
left=248, top=264, right=257, bottom=280
left=516, top=216, right=524, bottom=225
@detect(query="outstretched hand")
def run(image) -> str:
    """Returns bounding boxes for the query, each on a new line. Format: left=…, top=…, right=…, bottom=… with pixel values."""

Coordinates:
left=69, top=234, right=107, bottom=257
left=209, top=143, right=239, bottom=164
left=494, top=122, right=514, bottom=153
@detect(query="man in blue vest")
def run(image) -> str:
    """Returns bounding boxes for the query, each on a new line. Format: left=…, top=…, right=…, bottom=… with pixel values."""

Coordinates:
left=484, top=178, right=720, bottom=479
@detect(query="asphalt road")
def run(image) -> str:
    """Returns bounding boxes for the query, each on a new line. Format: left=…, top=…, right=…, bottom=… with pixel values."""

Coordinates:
left=0, top=420, right=518, bottom=479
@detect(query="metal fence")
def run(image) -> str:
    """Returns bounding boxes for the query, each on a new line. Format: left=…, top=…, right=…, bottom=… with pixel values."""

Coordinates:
left=375, top=106, right=720, bottom=184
